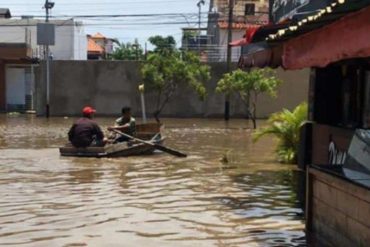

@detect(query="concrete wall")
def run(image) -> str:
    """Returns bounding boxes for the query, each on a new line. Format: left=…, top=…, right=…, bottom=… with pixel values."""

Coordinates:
left=35, top=60, right=309, bottom=118
left=307, top=167, right=370, bottom=247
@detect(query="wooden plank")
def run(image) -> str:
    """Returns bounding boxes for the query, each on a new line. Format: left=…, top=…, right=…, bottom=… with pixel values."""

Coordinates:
left=136, top=123, right=162, bottom=133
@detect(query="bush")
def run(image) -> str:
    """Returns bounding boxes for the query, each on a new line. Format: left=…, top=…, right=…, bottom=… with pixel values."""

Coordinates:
left=253, top=102, right=308, bottom=164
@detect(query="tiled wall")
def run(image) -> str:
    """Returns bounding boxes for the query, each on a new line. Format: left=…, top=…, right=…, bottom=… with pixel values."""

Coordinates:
left=308, top=167, right=370, bottom=246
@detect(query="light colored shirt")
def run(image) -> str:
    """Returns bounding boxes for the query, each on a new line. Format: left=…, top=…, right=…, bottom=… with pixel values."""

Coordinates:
left=115, top=116, right=136, bottom=135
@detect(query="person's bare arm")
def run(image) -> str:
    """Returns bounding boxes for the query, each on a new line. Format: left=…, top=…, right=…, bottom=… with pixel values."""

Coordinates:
left=107, top=123, right=130, bottom=132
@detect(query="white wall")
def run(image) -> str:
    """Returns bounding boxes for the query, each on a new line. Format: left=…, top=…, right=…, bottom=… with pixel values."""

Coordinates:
left=73, top=23, right=87, bottom=60
left=0, top=19, right=87, bottom=60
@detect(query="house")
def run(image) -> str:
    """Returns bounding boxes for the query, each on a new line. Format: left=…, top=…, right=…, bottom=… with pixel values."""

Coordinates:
left=205, top=0, right=269, bottom=62
left=241, top=0, right=370, bottom=245
left=87, top=32, right=116, bottom=60
left=0, top=11, right=33, bottom=112
left=87, top=35, right=105, bottom=60
left=0, top=13, right=87, bottom=112
left=0, top=18, right=87, bottom=60
left=0, top=8, right=11, bottom=18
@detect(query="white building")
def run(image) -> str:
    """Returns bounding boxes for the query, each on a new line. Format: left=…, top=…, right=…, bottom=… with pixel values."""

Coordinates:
left=0, top=18, right=87, bottom=60
left=0, top=16, right=87, bottom=112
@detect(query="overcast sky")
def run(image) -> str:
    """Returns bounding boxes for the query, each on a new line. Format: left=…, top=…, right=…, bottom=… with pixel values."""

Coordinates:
left=5, top=0, right=210, bottom=49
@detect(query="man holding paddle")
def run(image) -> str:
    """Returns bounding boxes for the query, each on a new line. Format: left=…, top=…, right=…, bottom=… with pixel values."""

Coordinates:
left=107, top=106, right=136, bottom=143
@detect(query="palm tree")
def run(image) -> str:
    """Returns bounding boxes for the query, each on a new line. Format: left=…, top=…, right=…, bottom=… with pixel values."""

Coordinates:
left=253, top=102, right=308, bottom=163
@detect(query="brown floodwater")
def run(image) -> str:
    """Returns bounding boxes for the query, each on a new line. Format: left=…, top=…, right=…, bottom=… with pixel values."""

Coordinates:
left=0, top=114, right=306, bottom=247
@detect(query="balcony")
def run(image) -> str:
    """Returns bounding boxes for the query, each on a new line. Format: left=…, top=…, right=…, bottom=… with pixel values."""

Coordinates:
left=0, top=43, right=33, bottom=61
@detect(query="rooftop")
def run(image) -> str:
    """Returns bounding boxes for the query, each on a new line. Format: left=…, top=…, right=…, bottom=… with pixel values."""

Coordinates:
left=0, top=8, right=11, bottom=18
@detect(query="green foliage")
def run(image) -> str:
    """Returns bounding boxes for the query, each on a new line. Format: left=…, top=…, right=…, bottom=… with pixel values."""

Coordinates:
left=110, top=40, right=144, bottom=60
left=148, top=35, right=176, bottom=54
left=253, top=102, right=308, bottom=164
left=216, top=68, right=281, bottom=128
left=141, top=37, right=210, bottom=122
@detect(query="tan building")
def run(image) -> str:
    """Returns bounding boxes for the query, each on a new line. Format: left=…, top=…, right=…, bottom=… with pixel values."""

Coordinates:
left=206, top=0, right=269, bottom=62
left=213, top=0, right=268, bottom=20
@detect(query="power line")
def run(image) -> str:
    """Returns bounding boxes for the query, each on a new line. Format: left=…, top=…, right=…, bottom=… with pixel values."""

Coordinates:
left=12, top=12, right=210, bottom=19
left=6, top=0, right=197, bottom=6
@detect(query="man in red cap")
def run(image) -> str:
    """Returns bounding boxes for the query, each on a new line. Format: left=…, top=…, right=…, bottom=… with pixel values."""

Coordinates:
left=68, top=106, right=106, bottom=148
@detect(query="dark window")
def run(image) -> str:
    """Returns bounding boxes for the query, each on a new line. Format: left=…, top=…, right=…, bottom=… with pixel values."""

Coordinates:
left=313, top=63, right=367, bottom=128
left=245, top=3, right=255, bottom=15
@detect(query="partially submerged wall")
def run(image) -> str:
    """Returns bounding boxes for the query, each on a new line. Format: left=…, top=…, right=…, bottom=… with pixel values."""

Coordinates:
left=36, top=61, right=309, bottom=118
left=307, top=166, right=370, bottom=246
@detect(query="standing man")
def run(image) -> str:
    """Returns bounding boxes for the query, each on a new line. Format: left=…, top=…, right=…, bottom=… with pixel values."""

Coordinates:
left=108, top=106, right=136, bottom=142
left=68, top=106, right=106, bottom=147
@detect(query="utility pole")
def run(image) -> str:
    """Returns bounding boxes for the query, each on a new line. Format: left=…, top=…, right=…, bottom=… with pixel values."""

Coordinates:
left=44, top=0, right=54, bottom=118
left=225, top=0, right=234, bottom=121
left=197, top=0, right=205, bottom=55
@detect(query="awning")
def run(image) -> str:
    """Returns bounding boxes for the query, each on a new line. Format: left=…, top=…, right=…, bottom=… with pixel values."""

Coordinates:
left=238, top=42, right=282, bottom=68
left=229, top=38, right=248, bottom=47
left=250, top=22, right=290, bottom=43
left=229, top=26, right=260, bottom=47
left=283, top=5, right=370, bottom=69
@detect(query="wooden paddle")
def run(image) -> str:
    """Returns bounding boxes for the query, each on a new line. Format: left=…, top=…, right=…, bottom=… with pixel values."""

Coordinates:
left=110, top=129, right=187, bottom=158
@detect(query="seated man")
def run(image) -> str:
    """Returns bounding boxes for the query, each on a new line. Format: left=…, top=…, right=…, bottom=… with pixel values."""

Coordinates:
left=108, top=106, right=136, bottom=143
left=68, top=106, right=106, bottom=147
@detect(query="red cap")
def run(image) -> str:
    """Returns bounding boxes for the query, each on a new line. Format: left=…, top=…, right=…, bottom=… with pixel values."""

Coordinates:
left=82, top=106, right=96, bottom=115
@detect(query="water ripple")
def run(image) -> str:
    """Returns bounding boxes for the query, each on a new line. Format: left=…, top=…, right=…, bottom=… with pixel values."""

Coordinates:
left=0, top=116, right=306, bottom=246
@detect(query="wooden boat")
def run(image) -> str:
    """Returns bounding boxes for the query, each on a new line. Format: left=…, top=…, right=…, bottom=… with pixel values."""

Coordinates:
left=59, top=123, right=164, bottom=158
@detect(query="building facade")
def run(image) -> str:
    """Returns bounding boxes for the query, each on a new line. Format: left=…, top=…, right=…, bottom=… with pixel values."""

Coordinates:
left=206, top=0, right=269, bottom=62
left=0, top=15, right=87, bottom=112
left=0, top=18, right=87, bottom=60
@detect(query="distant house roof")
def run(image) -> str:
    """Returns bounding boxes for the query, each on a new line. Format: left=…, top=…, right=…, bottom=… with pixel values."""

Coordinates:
left=92, top=32, right=106, bottom=39
left=0, top=8, right=11, bottom=18
left=87, top=37, right=104, bottom=54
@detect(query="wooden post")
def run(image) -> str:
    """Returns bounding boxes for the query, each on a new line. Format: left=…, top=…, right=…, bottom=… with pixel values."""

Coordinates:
left=305, top=166, right=313, bottom=233
left=225, top=0, right=234, bottom=121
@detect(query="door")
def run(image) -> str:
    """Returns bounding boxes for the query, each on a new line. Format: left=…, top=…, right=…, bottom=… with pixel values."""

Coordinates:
left=6, top=67, right=26, bottom=111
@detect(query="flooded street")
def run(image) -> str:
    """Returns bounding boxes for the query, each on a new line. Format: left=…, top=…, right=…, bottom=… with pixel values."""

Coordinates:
left=0, top=115, right=306, bottom=247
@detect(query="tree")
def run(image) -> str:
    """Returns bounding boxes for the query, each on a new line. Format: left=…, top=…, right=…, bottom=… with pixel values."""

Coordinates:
left=253, top=102, right=308, bottom=164
left=216, top=68, right=281, bottom=128
left=141, top=40, right=210, bottom=122
left=148, top=35, right=176, bottom=54
left=110, top=40, right=144, bottom=60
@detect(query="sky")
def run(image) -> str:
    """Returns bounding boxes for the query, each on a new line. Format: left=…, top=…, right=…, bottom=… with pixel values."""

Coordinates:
left=4, top=0, right=210, bottom=49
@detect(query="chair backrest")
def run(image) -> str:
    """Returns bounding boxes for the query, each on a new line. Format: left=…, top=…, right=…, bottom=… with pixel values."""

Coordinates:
left=343, top=129, right=370, bottom=174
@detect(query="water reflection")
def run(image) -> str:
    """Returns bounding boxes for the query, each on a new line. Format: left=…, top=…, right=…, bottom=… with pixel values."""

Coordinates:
left=0, top=114, right=306, bottom=246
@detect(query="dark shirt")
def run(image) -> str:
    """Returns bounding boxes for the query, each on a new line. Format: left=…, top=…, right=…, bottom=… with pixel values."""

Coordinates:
left=68, top=117, right=104, bottom=147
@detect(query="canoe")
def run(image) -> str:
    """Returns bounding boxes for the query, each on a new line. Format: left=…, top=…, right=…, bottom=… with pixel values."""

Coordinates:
left=59, top=123, right=164, bottom=158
